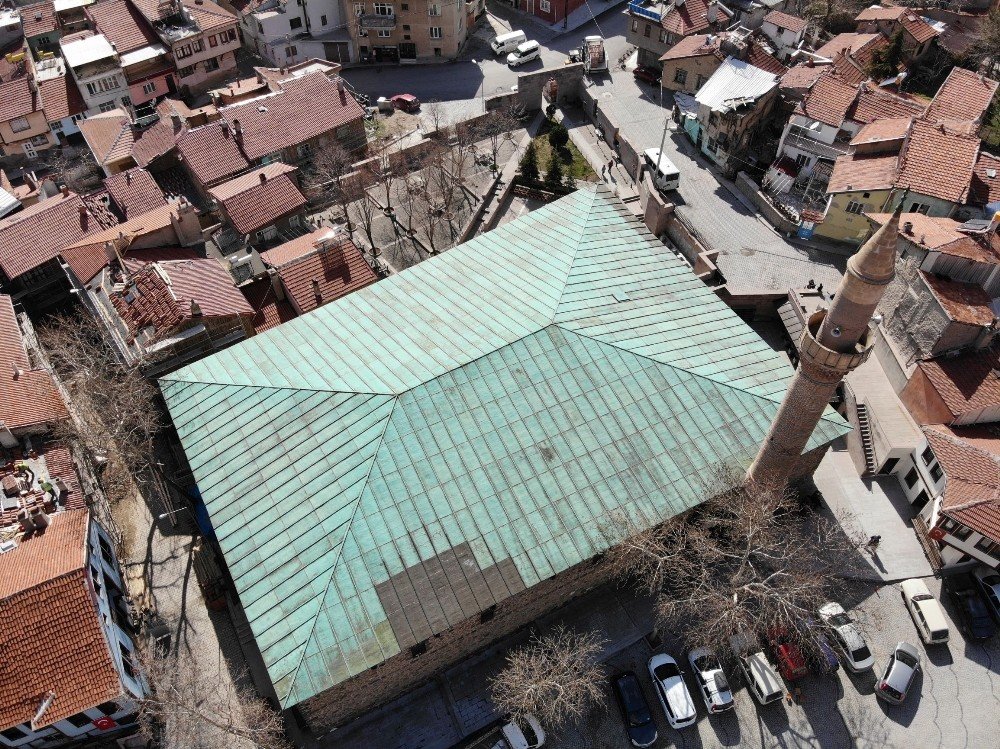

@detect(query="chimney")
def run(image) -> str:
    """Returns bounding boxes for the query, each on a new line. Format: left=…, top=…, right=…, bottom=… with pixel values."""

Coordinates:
left=78, top=204, right=88, bottom=230
left=312, top=278, right=322, bottom=306
left=60, top=184, right=69, bottom=197
left=806, top=57, right=814, bottom=67
left=125, top=171, right=132, bottom=184
left=259, top=172, right=267, bottom=185
left=220, top=120, right=230, bottom=136
left=171, top=112, right=183, bottom=132
left=190, top=299, right=202, bottom=316
left=169, top=197, right=202, bottom=246
left=11, top=361, right=22, bottom=379
left=902, top=221, right=913, bottom=235
left=706, top=0, right=717, bottom=23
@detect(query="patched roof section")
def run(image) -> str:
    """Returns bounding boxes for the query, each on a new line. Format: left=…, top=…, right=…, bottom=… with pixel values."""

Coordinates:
left=895, top=119, right=980, bottom=204
left=814, top=32, right=881, bottom=59
left=160, top=186, right=849, bottom=710
left=920, top=272, right=995, bottom=326
left=659, top=0, right=729, bottom=37
left=917, top=343, right=1000, bottom=419
left=79, top=109, right=135, bottom=166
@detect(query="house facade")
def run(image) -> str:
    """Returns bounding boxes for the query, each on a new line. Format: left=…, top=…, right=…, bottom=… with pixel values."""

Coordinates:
left=759, top=9, right=806, bottom=61
left=0, top=75, right=56, bottom=158
left=626, top=0, right=730, bottom=69
left=347, top=0, right=468, bottom=63
left=60, top=33, right=128, bottom=115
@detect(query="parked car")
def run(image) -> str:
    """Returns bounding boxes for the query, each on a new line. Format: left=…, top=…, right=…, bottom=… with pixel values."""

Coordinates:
left=507, top=40, right=541, bottom=67
left=766, top=627, right=809, bottom=682
left=875, top=642, right=920, bottom=705
left=798, top=617, right=839, bottom=674
left=687, top=648, right=735, bottom=713
left=948, top=580, right=996, bottom=640
left=500, top=714, right=545, bottom=749
left=390, top=93, right=420, bottom=112
left=973, top=566, right=1000, bottom=621
left=818, top=602, right=875, bottom=672
left=901, top=578, right=950, bottom=645
left=633, top=65, right=661, bottom=84
left=729, top=634, right=784, bottom=706
left=647, top=653, right=696, bottom=729
left=610, top=672, right=658, bottom=748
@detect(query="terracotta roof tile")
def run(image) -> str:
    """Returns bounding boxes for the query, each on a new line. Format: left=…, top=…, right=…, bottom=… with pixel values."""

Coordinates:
left=240, top=276, right=297, bottom=333
left=920, top=272, right=995, bottom=326
left=850, top=116, right=912, bottom=145
left=79, top=110, right=136, bottom=166
left=39, top=443, right=83, bottom=506
left=110, top=258, right=252, bottom=335
left=175, top=123, right=249, bottom=187
left=104, top=168, right=168, bottom=218
left=20, top=2, right=58, bottom=38
left=867, top=211, right=1000, bottom=263
left=855, top=2, right=938, bottom=43
left=658, top=0, right=729, bottom=36
left=0, top=192, right=102, bottom=280
left=37, top=74, right=86, bottom=122
left=923, top=425, right=1000, bottom=543
left=265, top=234, right=376, bottom=314
left=970, top=151, right=1000, bottom=207
left=797, top=70, right=858, bottom=127
left=121, top=246, right=198, bottom=273
left=827, top=153, right=898, bottom=193
left=814, top=32, right=881, bottom=59
left=763, top=10, right=807, bottom=33
left=745, top=41, right=787, bottom=76
left=209, top=164, right=306, bottom=236
left=0, top=510, right=124, bottom=732
left=82, top=190, right=122, bottom=229
left=926, top=66, right=999, bottom=127
left=131, top=115, right=184, bottom=167
left=895, top=119, right=979, bottom=204
left=86, top=0, right=159, bottom=54
left=0, top=295, right=68, bottom=431
left=779, top=62, right=829, bottom=93
left=917, top=343, right=1000, bottom=419
left=847, top=83, right=925, bottom=124
left=0, top=76, right=40, bottom=123
left=659, top=33, right=724, bottom=62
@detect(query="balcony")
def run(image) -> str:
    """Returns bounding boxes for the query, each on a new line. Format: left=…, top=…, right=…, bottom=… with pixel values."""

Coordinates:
left=358, top=12, right=396, bottom=29
left=783, top=130, right=851, bottom=160
left=627, top=2, right=662, bottom=22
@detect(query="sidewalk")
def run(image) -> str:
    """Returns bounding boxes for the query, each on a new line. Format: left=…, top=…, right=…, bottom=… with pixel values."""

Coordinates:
left=486, top=0, right=627, bottom=42
left=561, top=109, right=638, bottom=200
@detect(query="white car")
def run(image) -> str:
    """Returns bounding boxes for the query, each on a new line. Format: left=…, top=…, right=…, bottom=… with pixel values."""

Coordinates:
left=901, top=578, right=950, bottom=645
left=819, top=602, right=875, bottom=672
left=875, top=642, right=920, bottom=705
left=687, top=648, right=735, bottom=713
left=647, top=653, right=696, bottom=729
left=501, top=714, right=545, bottom=749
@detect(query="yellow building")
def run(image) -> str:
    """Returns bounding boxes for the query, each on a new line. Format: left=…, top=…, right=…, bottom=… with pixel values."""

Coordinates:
left=816, top=153, right=896, bottom=243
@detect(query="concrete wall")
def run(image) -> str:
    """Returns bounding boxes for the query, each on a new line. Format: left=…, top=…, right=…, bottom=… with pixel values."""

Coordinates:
left=639, top=172, right=673, bottom=237
left=734, top=171, right=798, bottom=234
left=878, top=258, right=952, bottom=364
left=516, top=63, right=584, bottom=111
left=660, top=54, right=722, bottom=94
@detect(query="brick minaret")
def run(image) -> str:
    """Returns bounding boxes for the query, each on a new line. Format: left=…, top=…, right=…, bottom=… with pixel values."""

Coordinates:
left=746, top=205, right=902, bottom=490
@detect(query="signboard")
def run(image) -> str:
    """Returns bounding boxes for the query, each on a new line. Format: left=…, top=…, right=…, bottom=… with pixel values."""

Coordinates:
left=797, top=220, right=815, bottom=240
left=928, top=526, right=946, bottom=541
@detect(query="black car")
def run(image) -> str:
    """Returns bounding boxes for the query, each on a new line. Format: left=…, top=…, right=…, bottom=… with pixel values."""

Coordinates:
left=949, top=584, right=997, bottom=640
left=611, top=671, right=658, bottom=748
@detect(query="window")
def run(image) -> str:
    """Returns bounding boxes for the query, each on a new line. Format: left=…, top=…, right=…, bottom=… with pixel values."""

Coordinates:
left=429, top=2, right=440, bottom=14
left=97, top=701, right=119, bottom=716
left=0, top=726, right=26, bottom=740
left=373, top=2, right=393, bottom=14
left=120, top=96, right=131, bottom=107
left=673, top=68, right=687, bottom=84
left=228, top=28, right=237, bottom=41
left=290, top=16, right=303, bottom=29
left=377, top=29, right=390, bottom=36
left=695, top=74, right=706, bottom=89
left=429, top=26, right=442, bottom=38
left=921, top=445, right=935, bottom=465
left=930, top=462, right=943, bottom=483
left=119, top=643, right=136, bottom=680
left=86, top=75, right=121, bottom=95
left=434, top=46, right=441, bottom=56
left=975, top=537, right=1000, bottom=556
left=644, top=23, right=651, bottom=38
left=321, top=13, right=327, bottom=24
left=631, top=19, right=637, bottom=32
left=904, top=467, right=918, bottom=488
left=846, top=200, right=865, bottom=215
left=176, top=43, right=193, bottom=58
left=410, top=641, right=427, bottom=657
left=192, top=39, right=203, bottom=52
left=50, top=120, right=63, bottom=132
left=795, top=152, right=810, bottom=169
left=354, top=2, right=365, bottom=14
left=658, top=29, right=665, bottom=43
left=952, top=525, right=973, bottom=541
left=142, top=81, right=157, bottom=95
left=91, top=565, right=102, bottom=595
left=97, top=100, right=116, bottom=112
left=66, top=712, right=93, bottom=728
left=401, top=2, right=408, bottom=7
left=178, top=64, right=196, bottom=78
left=539, top=0, right=550, bottom=9
left=204, top=56, right=220, bottom=71
left=862, top=192, right=871, bottom=198
left=909, top=201, right=930, bottom=215
left=10, top=116, right=30, bottom=133
left=403, top=23, right=410, bottom=29
left=209, top=33, right=218, bottom=47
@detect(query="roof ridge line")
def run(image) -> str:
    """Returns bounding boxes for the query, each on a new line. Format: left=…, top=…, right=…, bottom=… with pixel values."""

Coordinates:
left=548, top=186, right=611, bottom=323
left=158, top=377, right=390, bottom=396
left=279, top=395, right=398, bottom=709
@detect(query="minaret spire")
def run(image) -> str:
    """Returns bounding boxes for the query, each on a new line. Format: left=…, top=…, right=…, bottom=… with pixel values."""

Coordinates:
left=746, top=203, right=903, bottom=491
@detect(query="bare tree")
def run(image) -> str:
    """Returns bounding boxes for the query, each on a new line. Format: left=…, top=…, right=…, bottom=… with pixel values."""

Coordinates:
left=139, top=646, right=290, bottom=749
left=366, top=133, right=398, bottom=211
left=475, top=105, right=524, bottom=176
left=39, top=311, right=160, bottom=504
left=350, top=188, right=381, bottom=251
left=302, top=140, right=358, bottom=230
left=607, top=465, right=863, bottom=658
left=41, top=148, right=103, bottom=194
left=490, top=625, right=606, bottom=733
left=424, top=98, right=448, bottom=137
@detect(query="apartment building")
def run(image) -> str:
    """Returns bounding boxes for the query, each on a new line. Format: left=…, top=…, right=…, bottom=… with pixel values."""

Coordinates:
left=60, top=32, right=129, bottom=115
left=348, top=0, right=468, bottom=63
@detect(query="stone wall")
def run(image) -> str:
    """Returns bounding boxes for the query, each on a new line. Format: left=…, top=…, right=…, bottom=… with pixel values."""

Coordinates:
left=734, top=171, right=798, bottom=235
left=516, top=63, right=585, bottom=111
left=299, top=554, right=615, bottom=732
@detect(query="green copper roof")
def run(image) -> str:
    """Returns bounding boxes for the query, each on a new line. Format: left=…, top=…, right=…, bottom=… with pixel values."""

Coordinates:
left=160, top=185, right=849, bottom=709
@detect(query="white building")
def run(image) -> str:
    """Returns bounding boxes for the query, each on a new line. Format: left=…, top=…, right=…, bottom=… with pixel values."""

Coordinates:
left=60, top=33, right=129, bottom=115
left=759, top=9, right=807, bottom=62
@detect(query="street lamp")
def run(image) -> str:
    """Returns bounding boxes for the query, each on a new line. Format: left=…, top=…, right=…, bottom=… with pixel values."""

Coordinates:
left=471, top=58, right=485, bottom=112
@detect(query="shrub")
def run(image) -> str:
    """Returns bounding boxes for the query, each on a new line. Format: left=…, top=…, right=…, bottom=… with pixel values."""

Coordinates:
left=519, top=141, right=539, bottom=182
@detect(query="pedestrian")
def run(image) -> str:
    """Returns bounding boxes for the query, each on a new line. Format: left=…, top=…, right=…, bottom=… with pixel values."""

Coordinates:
left=608, top=158, right=614, bottom=173
left=867, top=534, right=882, bottom=554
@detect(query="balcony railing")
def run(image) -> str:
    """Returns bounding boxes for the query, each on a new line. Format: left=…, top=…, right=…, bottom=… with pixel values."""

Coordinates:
left=627, top=2, right=662, bottom=21
left=358, top=12, right=396, bottom=29
left=783, top=130, right=850, bottom=160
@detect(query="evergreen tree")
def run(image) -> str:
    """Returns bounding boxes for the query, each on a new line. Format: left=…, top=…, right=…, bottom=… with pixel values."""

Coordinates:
left=548, top=122, right=569, bottom=150
left=867, top=30, right=904, bottom=81
left=545, top=154, right=564, bottom=188
left=519, top=141, right=540, bottom=182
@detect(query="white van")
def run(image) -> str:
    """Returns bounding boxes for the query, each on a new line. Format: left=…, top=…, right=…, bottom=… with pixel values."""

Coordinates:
left=507, top=40, right=540, bottom=67
left=643, top=147, right=681, bottom=193
left=492, top=29, right=527, bottom=56
left=729, top=634, right=783, bottom=706
left=901, top=578, right=950, bottom=645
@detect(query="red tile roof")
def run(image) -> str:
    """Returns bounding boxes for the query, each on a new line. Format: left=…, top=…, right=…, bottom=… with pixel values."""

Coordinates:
left=86, top=0, right=159, bottom=54
left=0, top=192, right=103, bottom=280
left=763, top=10, right=807, bottom=33
left=110, top=258, right=253, bottom=335
left=39, top=443, right=83, bottom=506
left=659, top=33, right=724, bottom=62
left=659, top=0, right=728, bottom=37
left=855, top=5, right=938, bottom=43
left=209, top=163, right=306, bottom=236
left=867, top=212, right=1000, bottom=263
left=921, top=272, right=995, bottom=326
left=917, top=343, right=1000, bottom=420
left=0, top=510, right=124, bottom=732
left=814, top=32, right=881, bottom=59
left=827, top=153, right=898, bottom=194
left=240, top=276, right=297, bottom=333
left=37, top=73, right=85, bottom=122
left=923, top=425, right=1000, bottom=544
left=0, top=76, right=40, bottom=123
left=926, top=66, right=999, bottom=127
left=104, top=168, right=168, bottom=218
left=779, top=62, right=829, bottom=94
left=847, top=83, right=925, bottom=125
left=263, top=231, right=376, bottom=314
left=20, top=2, right=58, bottom=38
left=850, top=116, right=912, bottom=145
left=0, top=294, right=68, bottom=431
left=175, top=123, right=249, bottom=187
left=131, top=115, right=184, bottom=167
left=79, top=110, right=135, bottom=166
left=183, top=0, right=236, bottom=31
left=970, top=151, right=1000, bottom=207
left=121, top=246, right=198, bottom=274
left=895, top=119, right=980, bottom=204
left=746, top=41, right=787, bottom=76
left=797, top=70, right=858, bottom=127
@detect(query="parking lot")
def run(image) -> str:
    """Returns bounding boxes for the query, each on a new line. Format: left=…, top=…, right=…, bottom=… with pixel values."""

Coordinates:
left=546, top=576, right=1000, bottom=749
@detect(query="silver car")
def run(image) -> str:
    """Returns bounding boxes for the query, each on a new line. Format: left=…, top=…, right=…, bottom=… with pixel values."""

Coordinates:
left=875, top=642, right=920, bottom=705
left=687, top=648, right=735, bottom=713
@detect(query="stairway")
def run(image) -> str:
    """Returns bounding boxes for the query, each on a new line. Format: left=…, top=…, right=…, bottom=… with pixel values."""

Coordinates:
left=856, top=403, right=878, bottom=476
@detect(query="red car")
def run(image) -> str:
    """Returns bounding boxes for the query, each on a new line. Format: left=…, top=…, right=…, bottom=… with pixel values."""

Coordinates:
left=767, top=627, right=809, bottom=682
left=390, top=93, right=420, bottom=112
left=633, top=65, right=661, bottom=85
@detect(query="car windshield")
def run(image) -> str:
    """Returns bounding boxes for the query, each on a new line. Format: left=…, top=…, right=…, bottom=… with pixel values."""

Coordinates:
left=895, top=650, right=918, bottom=669
left=653, top=663, right=680, bottom=681
left=829, top=613, right=852, bottom=627
left=694, top=654, right=719, bottom=672
left=851, top=645, right=871, bottom=662
left=966, top=596, right=989, bottom=617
